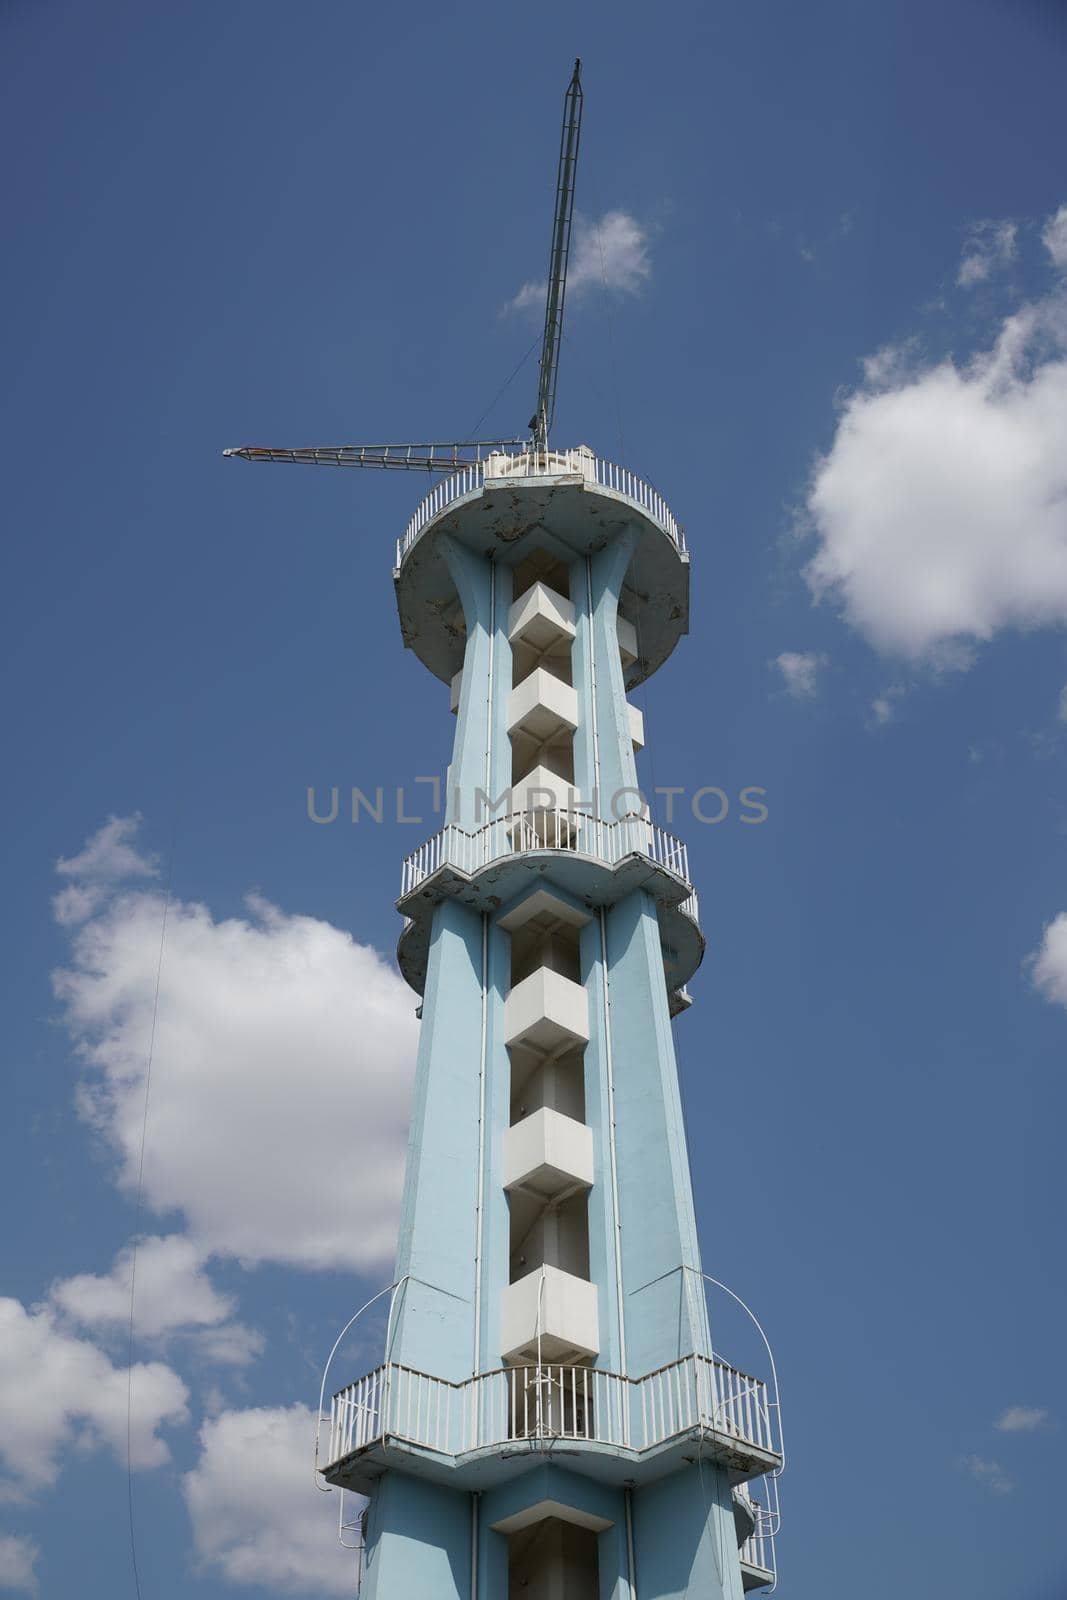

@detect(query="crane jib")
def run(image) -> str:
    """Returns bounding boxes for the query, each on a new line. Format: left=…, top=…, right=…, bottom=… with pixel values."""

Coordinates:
left=225, top=61, right=586, bottom=471
left=532, top=59, right=583, bottom=454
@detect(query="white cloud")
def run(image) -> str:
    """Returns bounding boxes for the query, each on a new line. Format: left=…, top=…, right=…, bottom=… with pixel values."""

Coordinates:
left=191, top=1322, right=266, bottom=1368
left=53, top=814, right=157, bottom=927
left=0, top=1298, right=187, bottom=1496
left=958, top=1454, right=1014, bottom=1494
left=49, top=1234, right=261, bottom=1364
left=52, top=818, right=418, bottom=1272
left=957, top=220, right=1018, bottom=287
left=1043, top=205, right=1067, bottom=272
left=51, top=1234, right=232, bottom=1338
left=995, top=1405, right=1049, bottom=1432
left=1057, top=683, right=1067, bottom=722
left=0, top=1535, right=39, bottom=1594
left=1028, top=913, right=1067, bottom=1010
left=869, top=685, right=906, bottom=726
left=804, top=213, right=1067, bottom=663
left=183, top=1405, right=354, bottom=1595
left=507, top=210, right=651, bottom=313
left=772, top=651, right=827, bottom=699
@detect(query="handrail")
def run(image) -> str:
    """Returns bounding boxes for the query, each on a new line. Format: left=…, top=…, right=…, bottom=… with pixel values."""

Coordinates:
left=695, top=1269, right=785, bottom=1477
left=400, top=808, right=694, bottom=901
left=395, top=447, right=685, bottom=565
left=322, top=1348, right=781, bottom=1472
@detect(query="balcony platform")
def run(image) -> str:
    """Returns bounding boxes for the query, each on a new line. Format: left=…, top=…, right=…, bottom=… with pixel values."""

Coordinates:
left=395, top=822, right=704, bottom=1004
left=393, top=449, right=690, bottom=692
left=320, top=1354, right=782, bottom=1501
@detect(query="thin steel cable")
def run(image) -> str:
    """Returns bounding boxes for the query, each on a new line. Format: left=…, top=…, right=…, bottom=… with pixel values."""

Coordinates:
left=126, top=825, right=176, bottom=1600
left=466, top=333, right=542, bottom=442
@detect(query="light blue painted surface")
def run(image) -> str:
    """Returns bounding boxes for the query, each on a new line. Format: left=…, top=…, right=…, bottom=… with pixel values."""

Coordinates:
left=389, top=899, right=483, bottom=1381
left=632, top=1462, right=745, bottom=1600
left=606, top=887, right=710, bottom=1376
left=372, top=487, right=748, bottom=1597
left=361, top=1473, right=470, bottom=1600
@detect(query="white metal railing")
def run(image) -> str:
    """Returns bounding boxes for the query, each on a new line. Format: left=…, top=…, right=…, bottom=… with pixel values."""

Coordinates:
left=400, top=809, right=692, bottom=899
left=396, top=448, right=685, bottom=564
left=324, top=1351, right=780, bottom=1472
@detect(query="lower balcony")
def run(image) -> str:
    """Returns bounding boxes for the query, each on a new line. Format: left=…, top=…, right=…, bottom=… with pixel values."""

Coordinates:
left=320, top=1349, right=783, bottom=1493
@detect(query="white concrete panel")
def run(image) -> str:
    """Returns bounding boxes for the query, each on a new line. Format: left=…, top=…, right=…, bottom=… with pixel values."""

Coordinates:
left=449, top=668, right=463, bottom=714
left=507, top=669, right=579, bottom=744
left=508, top=582, right=577, bottom=652
left=492, top=1499, right=614, bottom=1535
left=501, top=1264, right=600, bottom=1363
left=510, top=764, right=576, bottom=815
left=497, top=888, right=591, bottom=935
left=504, top=968, right=589, bottom=1055
left=627, top=701, right=645, bottom=750
left=617, top=614, right=638, bottom=666
left=503, top=1108, right=594, bottom=1199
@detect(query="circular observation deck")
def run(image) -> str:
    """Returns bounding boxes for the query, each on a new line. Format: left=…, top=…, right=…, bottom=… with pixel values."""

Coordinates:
left=393, top=446, right=690, bottom=690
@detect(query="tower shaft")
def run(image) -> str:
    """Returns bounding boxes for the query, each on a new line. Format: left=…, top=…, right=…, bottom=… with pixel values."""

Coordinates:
left=319, top=450, right=781, bottom=1598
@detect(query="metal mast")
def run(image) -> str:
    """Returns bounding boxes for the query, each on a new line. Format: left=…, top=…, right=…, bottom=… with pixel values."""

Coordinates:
left=530, top=58, right=583, bottom=453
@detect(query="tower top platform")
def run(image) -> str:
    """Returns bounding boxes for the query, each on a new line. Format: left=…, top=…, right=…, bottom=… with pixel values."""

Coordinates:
left=393, top=445, right=690, bottom=689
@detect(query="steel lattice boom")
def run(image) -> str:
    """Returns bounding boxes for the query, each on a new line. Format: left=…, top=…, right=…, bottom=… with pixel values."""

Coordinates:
left=225, top=62, right=584, bottom=473
left=222, top=441, right=525, bottom=473
left=530, top=58, right=583, bottom=453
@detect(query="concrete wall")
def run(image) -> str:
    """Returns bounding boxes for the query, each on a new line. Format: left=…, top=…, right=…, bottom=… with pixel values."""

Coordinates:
left=361, top=1474, right=471, bottom=1600
left=632, top=1463, right=745, bottom=1600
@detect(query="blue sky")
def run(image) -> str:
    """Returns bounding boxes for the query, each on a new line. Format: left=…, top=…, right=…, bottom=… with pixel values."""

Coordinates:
left=2, top=0, right=1067, bottom=1595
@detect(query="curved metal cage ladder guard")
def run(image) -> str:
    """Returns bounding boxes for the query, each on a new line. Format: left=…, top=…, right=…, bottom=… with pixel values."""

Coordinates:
left=695, top=1268, right=784, bottom=1592
left=314, top=1275, right=410, bottom=1492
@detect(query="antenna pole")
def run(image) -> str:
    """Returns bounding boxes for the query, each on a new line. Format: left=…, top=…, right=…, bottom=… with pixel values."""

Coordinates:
left=531, top=59, right=583, bottom=454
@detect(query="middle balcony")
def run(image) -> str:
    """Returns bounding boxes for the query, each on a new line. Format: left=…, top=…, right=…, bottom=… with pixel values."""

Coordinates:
left=397, top=811, right=704, bottom=1013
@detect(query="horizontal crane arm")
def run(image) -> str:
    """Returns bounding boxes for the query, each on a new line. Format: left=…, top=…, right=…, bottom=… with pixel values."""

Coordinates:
left=222, top=440, right=527, bottom=472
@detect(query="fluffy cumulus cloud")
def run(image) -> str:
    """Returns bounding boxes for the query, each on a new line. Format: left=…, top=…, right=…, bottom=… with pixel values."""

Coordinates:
left=0, top=1297, right=187, bottom=1497
left=1027, top=914, right=1067, bottom=1010
left=804, top=202, right=1067, bottom=664
left=957, top=1454, right=1014, bottom=1495
left=957, top=219, right=1017, bottom=286
left=52, top=812, right=157, bottom=926
left=1042, top=205, right=1067, bottom=272
left=508, top=210, right=651, bottom=312
left=49, top=1234, right=261, bottom=1364
left=0, top=1535, right=39, bottom=1594
left=995, top=1405, right=1049, bottom=1433
left=183, top=1405, right=353, bottom=1594
left=772, top=650, right=827, bottom=699
left=52, top=819, right=419, bottom=1272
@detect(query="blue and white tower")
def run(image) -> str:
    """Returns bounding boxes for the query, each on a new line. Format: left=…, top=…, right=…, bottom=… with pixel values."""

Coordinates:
left=227, top=60, right=783, bottom=1600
